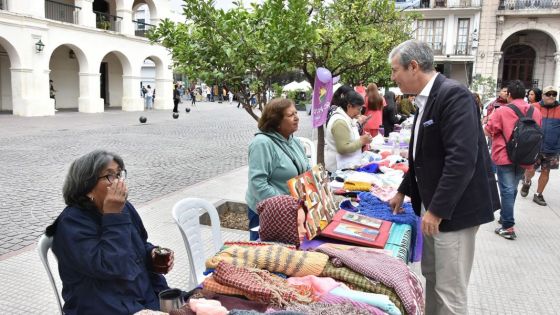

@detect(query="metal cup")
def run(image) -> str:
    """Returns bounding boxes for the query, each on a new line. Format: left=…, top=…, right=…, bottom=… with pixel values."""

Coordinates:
left=159, top=288, right=185, bottom=313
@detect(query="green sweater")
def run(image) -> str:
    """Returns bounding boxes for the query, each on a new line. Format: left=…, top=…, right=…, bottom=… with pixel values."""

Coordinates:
left=245, top=131, right=310, bottom=211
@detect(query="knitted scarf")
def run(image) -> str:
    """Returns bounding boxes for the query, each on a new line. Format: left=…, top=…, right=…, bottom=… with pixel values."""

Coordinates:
left=206, top=244, right=328, bottom=277
left=358, top=192, right=420, bottom=262
left=257, top=195, right=302, bottom=247
left=316, top=246, right=424, bottom=315
left=212, top=261, right=314, bottom=307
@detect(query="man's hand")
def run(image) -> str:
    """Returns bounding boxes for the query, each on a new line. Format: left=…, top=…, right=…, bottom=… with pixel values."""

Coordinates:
left=389, top=192, right=405, bottom=214
left=422, top=211, right=442, bottom=236
left=151, top=248, right=175, bottom=274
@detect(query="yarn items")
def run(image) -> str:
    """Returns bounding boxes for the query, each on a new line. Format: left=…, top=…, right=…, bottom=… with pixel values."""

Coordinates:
left=257, top=195, right=301, bottom=247
left=343, top=181, right=372, bottom=191
left=203, top=276, right=250, bottom=298
left=316, top=246, right=424, bottom=315
left=358, top=192, right=419, bottom=262
left=285, top=301, right=377, bottom=315
left=319, top=293, right=387, bottom=315
left=206, top=244, right=328, bottom=277
left=212, top=261, right=314, bottom=307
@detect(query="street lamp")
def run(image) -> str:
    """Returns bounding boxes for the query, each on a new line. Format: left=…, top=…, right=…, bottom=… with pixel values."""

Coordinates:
left=35, top=40, right=45, bottom=53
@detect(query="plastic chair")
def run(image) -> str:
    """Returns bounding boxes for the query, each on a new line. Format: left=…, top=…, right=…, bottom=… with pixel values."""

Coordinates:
left=171, top=198, right=223, bottom=290
left=296, top=136, right=317, bottom=166
left=37, top=234, right=64, bottom=315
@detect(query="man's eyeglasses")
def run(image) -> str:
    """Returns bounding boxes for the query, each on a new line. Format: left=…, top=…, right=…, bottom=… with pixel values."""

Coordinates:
left=545, top=92, right=558, bottom=98
left=98, top=169, right=127, bottom=184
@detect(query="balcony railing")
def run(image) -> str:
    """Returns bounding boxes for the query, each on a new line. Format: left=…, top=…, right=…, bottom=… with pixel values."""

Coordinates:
left=45, top=0, right=81, bottom=24
left=133, top=20, right=155, bottom=38
left=448, top=0, right=482, bottom=7
left=94, top=11, right=122, bottom=32
left=454, top=43, right=472, bottom=55
left=499, top=0, right=560, bottom=9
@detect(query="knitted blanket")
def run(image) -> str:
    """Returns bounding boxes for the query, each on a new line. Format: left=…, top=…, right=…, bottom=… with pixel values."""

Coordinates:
left=316, top=246, right=424, bottom=315
left=320, top=260, right=405, bottom=314
left=358, top=192, right=420, bottom=262
left=212, top=261, right=314, bottom=307
left=206, top=244, right=328, bottom=276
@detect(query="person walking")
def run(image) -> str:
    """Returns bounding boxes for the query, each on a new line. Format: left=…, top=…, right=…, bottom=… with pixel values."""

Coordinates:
left=389, top=40, right=500, bottom=315
left=50, top=80, right=57, bottom=111
left=190, top=88, right=196, bottom=106
left=484, top=80, right=542, bottom=239
left=520, top=86, right=559, bottom=206
left=144, top=85, right=154, bottom=110
left=173, top=84, right=181, bottom=113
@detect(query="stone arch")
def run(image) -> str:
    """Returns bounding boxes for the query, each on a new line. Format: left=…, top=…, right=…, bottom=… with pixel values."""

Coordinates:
left=497, top=24, right=558, bottom=55
left=132, top=0, right=158, bottom=21
left=498, top=29, right=557, bottom=89
left=100, top=50, right=132, bottom=108
left=48, top=44, right=89, bottom=110
left=0, top=36, right=22, bottom=69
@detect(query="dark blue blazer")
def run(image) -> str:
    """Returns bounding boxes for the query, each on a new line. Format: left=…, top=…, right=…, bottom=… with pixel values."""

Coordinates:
left=398, top=74, right=500, bottom=232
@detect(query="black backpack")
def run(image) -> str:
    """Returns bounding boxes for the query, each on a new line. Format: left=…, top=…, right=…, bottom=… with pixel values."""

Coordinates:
left=501, top=104, right=543, bottom=165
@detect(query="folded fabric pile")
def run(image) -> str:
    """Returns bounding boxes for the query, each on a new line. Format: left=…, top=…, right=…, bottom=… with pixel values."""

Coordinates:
left=343, top=181, right=372, bottom=192
left=320, top=260, right=405, bottom=314
left=357, top=192, right=420, bottom=262
left=210, top=261, right=314, bottom=307
left=205, top=244, right=329, bottom=277
left=316, top=246, right=424, bottom=315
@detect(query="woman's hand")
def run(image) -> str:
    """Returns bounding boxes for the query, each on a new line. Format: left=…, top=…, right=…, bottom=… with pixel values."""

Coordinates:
left=357, top=115, right=368, bottom=125
left=102, top=178, right=128, bottom=214
left=151, top=248, right=175, bottom=274
left=359, top=133, right=373, bottom=145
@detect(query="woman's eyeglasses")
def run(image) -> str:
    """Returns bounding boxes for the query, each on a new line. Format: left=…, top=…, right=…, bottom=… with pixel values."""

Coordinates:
left=545, top=92, right=557, bottom=98
left=98, top=169, right=127, bottom=184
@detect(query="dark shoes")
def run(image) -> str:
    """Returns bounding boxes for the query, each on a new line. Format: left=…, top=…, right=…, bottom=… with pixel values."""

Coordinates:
left=520, top=180, right=531, bottom=197
left=495, top=227, right=517, bottom=240
left=533, top=193, right=547, bottom=206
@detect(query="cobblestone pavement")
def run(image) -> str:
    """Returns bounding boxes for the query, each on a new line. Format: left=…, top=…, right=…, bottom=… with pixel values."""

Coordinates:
left=0, top=102, right=313, bottom=256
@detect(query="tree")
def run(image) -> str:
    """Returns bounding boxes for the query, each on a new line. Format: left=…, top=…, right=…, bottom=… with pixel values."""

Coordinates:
left=150, top=0, right=415, bottom=163
left=299, top=0, right=415, bottom=163
left=149, top=0, right=315, bottom=121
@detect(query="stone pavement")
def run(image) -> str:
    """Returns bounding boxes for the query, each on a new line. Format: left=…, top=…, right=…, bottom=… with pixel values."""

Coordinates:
left=1, top=103, right=560, bottom=314
left=0, top=101, right=313, bottom=256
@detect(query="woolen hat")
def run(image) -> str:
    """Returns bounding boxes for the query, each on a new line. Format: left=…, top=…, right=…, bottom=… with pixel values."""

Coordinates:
left=543, top=86, right=558, bottom=94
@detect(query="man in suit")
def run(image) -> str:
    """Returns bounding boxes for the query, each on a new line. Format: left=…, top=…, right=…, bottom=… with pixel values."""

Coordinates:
left=389, top=40, right=500, bottom=315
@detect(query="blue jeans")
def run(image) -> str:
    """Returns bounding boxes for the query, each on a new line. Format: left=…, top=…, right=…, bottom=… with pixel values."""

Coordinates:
left=248, top=207, right=260, bottom=241
left=496, top=165, right=524, bottom=229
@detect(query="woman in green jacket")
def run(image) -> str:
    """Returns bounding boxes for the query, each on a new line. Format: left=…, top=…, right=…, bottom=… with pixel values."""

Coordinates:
left=246, top=98, right=310, bottom=240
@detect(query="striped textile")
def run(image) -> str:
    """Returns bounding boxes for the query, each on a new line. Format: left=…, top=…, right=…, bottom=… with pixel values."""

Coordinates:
left=202, top=276, right=251, bottom=298
left=206, top=244, right=328, bottom=277
left=320, top=260, right=405, bottom=314
left=212, top=261, right=314, bottom=307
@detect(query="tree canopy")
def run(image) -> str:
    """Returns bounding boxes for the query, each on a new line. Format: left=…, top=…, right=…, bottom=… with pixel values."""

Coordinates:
left=150, top=0, right=415, bottom=162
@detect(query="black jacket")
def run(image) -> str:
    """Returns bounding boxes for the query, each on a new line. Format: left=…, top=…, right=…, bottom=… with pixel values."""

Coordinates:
left=398, top=74, right=500, bottom=232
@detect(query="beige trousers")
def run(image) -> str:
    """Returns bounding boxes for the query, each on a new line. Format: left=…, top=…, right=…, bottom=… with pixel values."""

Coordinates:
left=422, top=225, right=479, bottom=315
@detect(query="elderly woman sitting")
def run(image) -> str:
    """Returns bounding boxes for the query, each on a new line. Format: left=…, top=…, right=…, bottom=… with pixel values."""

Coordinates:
left=46, top=150, right=173, bottom=315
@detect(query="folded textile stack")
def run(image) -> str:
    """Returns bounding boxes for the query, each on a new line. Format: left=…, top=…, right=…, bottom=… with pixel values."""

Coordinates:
left=316, top=246, right=424, bottom=315
left=205, top=244, right=329, bottom=277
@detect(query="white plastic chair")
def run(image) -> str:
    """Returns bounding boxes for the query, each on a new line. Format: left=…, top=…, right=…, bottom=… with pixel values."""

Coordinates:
left=296, top=136, right=317, bottom=166
left=37, top=234, right=64, bottom=315
left=171, top=198, right=223, bottom=290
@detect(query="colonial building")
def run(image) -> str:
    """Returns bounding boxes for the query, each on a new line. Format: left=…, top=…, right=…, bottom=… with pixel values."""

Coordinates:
left=397, top=0, right=482, bottom=86
left=0, top=0, right=173, bottom=116
left=475, top=0, right=560, bottom=89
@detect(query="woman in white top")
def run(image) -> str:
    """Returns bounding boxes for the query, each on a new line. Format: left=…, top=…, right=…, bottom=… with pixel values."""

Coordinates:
left=325, top=90, right=372, bottom=172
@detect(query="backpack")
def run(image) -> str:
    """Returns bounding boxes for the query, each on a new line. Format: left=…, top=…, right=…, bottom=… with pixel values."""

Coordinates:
left=501, top=104, right=543, bottom=165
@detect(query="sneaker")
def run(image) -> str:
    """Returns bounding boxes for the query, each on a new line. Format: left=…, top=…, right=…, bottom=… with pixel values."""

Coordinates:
left=520, top=180, right=531, bottom=197
left=533, top=193, right=547, bottom=206
left=495, top=227, right=517, bottom=240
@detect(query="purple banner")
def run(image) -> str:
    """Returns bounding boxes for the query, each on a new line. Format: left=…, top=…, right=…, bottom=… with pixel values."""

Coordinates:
left=311, top=67, right=334, bottom=128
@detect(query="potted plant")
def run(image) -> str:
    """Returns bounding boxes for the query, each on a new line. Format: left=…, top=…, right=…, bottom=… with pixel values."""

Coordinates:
left=97, top=16, right=111, bottom=30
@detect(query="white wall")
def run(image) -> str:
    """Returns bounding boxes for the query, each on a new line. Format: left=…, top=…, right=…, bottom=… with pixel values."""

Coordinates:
left=49, top=47, right=79, bottom=109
